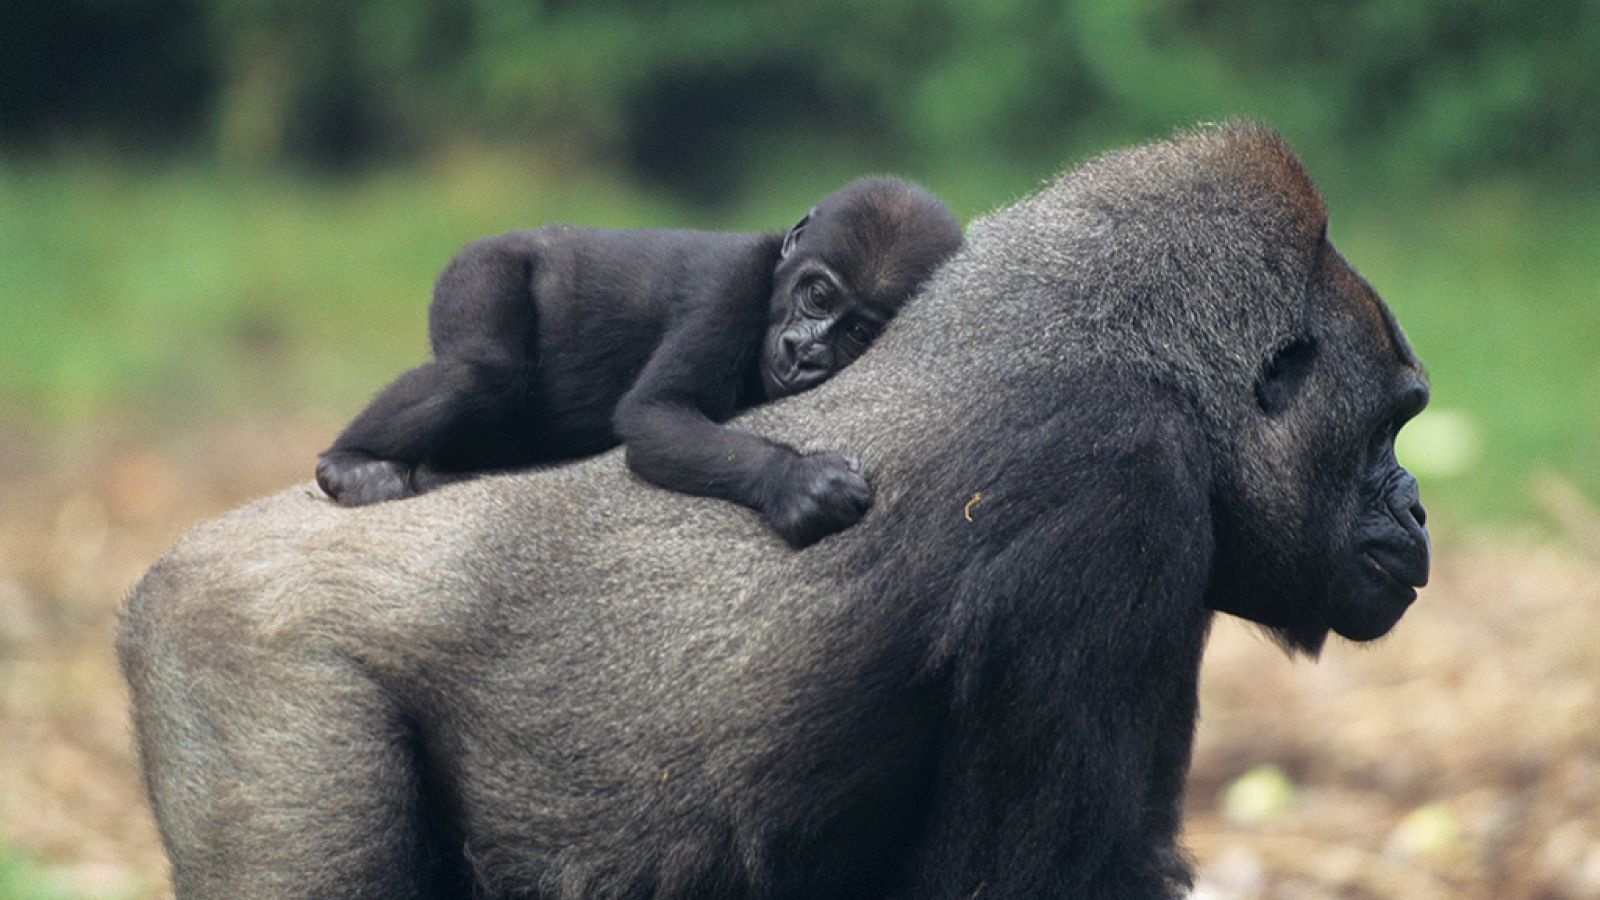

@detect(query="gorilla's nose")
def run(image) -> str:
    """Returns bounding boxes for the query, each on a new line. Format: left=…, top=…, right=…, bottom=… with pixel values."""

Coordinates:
left=795, top=341, right=834, bottom=372
left=1389, top=474, right=1429, bottom=546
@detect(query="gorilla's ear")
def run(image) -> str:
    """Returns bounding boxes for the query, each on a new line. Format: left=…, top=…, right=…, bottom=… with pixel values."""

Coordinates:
left=1255, top=335, right=1318, bottom=416
left=780, top=208, right=817, bottom=259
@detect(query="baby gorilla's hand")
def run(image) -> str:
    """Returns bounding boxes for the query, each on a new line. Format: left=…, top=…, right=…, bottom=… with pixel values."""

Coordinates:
left=316, top=451, right=414, bottom=506
left=763, top=451, right=874, bottom=548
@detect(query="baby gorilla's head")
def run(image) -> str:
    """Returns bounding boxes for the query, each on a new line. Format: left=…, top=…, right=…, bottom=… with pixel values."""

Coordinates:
left=761, top=178, right=963, bottom=399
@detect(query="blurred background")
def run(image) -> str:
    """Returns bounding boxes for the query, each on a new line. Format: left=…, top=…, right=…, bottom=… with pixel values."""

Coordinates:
left=0, top=1, right=1596, bottom=897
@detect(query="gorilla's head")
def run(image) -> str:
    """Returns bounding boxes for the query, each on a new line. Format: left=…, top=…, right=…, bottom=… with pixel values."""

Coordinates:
left=970, top=123, right=1431, bottom=655
left=1137, top=126, right=1432, bottom=655
left=1211, top=235, right=1430, bottom=654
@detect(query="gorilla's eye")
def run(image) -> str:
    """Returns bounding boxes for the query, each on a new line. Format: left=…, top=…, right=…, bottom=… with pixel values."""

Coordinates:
left=1368, top=419, right=1399, bottom=462
left=844, top=320, right=876, bottom=344
left=1255, top=335, right=1318, bottom=416
left=805, top=280, right=836, bottom=312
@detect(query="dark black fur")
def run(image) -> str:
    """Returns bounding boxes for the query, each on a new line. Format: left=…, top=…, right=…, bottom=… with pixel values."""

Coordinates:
left=120, top=124, right=1430, bottom=898
left=316, top=178, right=963, bottom=547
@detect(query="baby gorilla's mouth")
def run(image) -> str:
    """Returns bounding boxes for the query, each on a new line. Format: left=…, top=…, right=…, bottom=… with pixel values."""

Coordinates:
left=765, top=336, right=831, bottom=397
left=777, top=364, right=829, bottom=395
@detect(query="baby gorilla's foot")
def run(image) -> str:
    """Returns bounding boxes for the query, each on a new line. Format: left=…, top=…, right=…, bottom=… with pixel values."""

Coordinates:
left=316, top=451, right=414, bottom=506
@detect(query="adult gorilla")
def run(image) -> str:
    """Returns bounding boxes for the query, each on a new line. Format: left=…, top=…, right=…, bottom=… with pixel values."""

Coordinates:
left=119, top=123, right=1430, bottom=899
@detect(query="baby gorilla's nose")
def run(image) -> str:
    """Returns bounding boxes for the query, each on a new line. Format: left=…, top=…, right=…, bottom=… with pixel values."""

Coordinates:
left=795, top=341, right=834, bottom=372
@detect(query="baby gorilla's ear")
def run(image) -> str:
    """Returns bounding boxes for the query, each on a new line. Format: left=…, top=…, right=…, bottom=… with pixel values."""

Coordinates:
left=780, top=208, right=817, bottom=259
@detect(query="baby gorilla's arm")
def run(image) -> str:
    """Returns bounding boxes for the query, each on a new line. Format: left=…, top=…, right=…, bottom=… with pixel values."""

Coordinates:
left=612, top=314, right=872, bottom=548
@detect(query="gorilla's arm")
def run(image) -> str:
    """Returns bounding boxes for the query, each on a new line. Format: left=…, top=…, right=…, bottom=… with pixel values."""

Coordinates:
left=896, top=383, right=1213, bottom=898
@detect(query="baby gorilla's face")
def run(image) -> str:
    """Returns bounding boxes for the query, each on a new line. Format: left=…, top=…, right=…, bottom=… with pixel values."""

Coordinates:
left=759, top=178, right=964, bottom=400
left=761, top=263, right=885, bottom=399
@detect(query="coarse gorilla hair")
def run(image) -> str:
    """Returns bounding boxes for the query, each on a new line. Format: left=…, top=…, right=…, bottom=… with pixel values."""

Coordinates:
left=120, top=122, right=1429, bottom=899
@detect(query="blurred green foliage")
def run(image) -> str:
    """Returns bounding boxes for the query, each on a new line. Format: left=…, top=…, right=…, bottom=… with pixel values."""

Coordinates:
left=0, top=845, right=73, bottom=900
left=6, top=0, right=1598, bottom=190
left=0, top=0, right=1596, bottom=524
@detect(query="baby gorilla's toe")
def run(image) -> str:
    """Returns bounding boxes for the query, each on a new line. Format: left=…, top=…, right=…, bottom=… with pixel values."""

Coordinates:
left=316, top=452, right=413, bottom=506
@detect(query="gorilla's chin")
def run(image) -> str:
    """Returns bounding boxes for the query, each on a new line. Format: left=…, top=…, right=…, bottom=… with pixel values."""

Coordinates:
left=1325, top=567, right=1418, bottom=642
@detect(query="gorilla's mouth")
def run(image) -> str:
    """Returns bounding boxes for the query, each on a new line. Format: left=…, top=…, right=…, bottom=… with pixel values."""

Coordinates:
left=775, top=363, right=829, bottom=394
left=1325, top=555, right=1421, bottom=642
left=1362, top=548, right=1428, bottom=591
left=766, top=340, right=831, bottom=396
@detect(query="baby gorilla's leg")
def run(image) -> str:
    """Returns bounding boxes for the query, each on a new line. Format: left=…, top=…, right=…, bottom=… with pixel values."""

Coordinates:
left=317, top=359, right=531, bottom=505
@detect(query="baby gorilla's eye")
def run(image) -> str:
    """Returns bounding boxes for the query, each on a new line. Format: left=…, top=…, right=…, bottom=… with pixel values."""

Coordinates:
left=805, top=280, right=836, bottom=312
left=845, top=321, right=876, bottom=344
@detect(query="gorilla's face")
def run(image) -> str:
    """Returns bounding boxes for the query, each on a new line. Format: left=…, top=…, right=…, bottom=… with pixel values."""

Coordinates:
left=1324, top=372, right=1430, bottom=641
left=760, top=258, right=887, bottom=399
left=1207, top=237, right=1430, bottom=655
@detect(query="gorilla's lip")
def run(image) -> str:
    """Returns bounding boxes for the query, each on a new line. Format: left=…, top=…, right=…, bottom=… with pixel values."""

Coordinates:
left=1362, top=551, right=1425, bottom=593
left=1329, top=555, right=1418, bottom=642
left=762, top=350, right=799, bottom=396
left=774, top=362, right=828, bottom=394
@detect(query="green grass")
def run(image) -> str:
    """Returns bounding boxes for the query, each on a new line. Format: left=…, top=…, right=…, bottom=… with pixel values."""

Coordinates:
left=0, top=151, right=1018, bottom=424
left=0, top=150, right=688, bottom=426
left=0, top=847, right=72, bottom=900
left=0, top=155, right=1592, bottom=525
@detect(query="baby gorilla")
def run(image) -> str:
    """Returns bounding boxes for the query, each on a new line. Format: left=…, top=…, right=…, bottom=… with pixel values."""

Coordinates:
left=316, top=178, right=963, bottom=547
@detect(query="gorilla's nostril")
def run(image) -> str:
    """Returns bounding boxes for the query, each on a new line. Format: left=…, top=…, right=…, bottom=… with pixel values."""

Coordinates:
left=797, top=344, right=832, bottom=369
left=1411, top=503, right=1427, bottom=527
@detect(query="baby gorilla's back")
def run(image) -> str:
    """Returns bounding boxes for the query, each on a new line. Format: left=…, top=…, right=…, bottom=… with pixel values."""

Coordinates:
left=315, top=225, right=779, bottom=502
left=317, top=178, right=963, bottom=547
